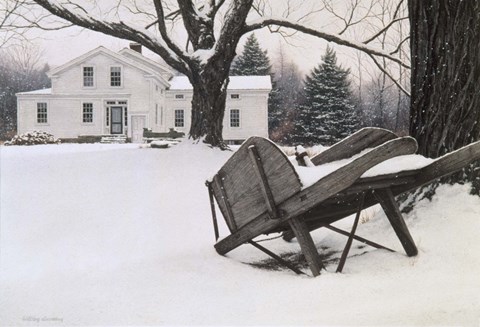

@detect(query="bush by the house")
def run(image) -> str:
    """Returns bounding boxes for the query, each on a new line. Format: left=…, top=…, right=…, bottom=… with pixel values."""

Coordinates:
left=4, top=131, right=60, bottom=146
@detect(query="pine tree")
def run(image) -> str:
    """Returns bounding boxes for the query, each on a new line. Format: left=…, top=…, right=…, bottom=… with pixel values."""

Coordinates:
left=230, top=34, right=281, bottom=137
left=292, top=46, right=359, bottom=146
left=230, top=34, right=271, bottom=76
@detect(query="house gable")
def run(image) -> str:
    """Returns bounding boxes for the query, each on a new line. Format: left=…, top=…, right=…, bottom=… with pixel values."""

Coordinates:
left=46, top=46, right=170, bottom=95
left=48, top=46, right=157, bottom=78
left=118, top=48, right=174, bottom=83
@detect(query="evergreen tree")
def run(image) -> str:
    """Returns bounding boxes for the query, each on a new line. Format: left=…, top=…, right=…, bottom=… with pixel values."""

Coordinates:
left=230, top=34, right=281, bottom=137
left=230, top=34, right=271, bottom=76
left=292, top=46, right=359, bottom=146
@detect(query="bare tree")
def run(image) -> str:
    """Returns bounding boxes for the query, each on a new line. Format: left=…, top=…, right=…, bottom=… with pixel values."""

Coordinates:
left=24, top=0, right=408, bottom=147
left=0, top=0, right=27, bottom=47
left=0, top=43, right=50, bottom=139
left=270, top=43, right=303, bottom=143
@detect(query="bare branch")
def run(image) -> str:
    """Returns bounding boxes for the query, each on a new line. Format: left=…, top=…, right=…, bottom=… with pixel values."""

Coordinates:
left=31, top=0, right=190, bottom=74
left=389, top=35, right=410, bottom=55
left=151, top=0, right=189, bottom=62
left=245, top=18, right=410, bottom=69
left=363, top=16, right=408, bottom=44
left=368, top=53, right=410, bottom=97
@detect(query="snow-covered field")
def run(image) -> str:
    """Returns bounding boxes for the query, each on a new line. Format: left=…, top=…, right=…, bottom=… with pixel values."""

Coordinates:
left=1, top=142, right=479, bottom=326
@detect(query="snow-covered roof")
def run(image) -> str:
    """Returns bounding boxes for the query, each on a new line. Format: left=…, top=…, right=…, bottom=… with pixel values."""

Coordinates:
left=169, top=76, right=272, bottom=91
left=16, top=88, right=52, bottom=95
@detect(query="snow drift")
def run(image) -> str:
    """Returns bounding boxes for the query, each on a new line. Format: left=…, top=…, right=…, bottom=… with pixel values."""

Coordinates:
left=0, top=142, right=479, bottom=326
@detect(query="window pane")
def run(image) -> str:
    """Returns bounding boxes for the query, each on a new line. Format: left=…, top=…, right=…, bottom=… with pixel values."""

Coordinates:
left=175, top=109, right=184, bottom=127
left=231, top=94, right=240, bottom=99
left=111, top=66, right=122, bottom=87
left=175, top=94, right=184, bottom=99
left=37, top=103, right=47, bottom=123
left=230, top=109, right=240, bottom=127
left=83, top=66, right=94, bottom=87
left=83, top=103, right=93, bottom=123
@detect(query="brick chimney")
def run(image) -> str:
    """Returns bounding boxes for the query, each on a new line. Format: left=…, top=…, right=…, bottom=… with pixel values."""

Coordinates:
left=129, top=43, right=142, bottom=54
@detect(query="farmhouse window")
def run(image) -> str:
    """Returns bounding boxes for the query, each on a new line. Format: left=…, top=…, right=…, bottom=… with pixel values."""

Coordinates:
left=83, top=66, right=94, bottom=87
left=83, top=103, right=93, bottom=123
left=230, top=109, right=240, bottom=127
left=110, top=66, right=122, bottom=87
left=175, top=109, right=184, bottom=127
left=37, top=103, right=48, bottom=123
left=175, top=94, right=184, bottom=100
left=230, top=94, right=240, bottom=99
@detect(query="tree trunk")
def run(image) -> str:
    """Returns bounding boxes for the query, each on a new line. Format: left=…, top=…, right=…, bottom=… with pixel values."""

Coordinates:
left=408, top=0, right=480, bottom=192
left=189, top=69, right=229, bottom=148
left=408, top=0, right=480, bottom=158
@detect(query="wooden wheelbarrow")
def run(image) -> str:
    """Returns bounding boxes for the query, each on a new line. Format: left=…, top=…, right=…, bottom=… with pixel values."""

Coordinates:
left=206, top=128, right=480, bottom=276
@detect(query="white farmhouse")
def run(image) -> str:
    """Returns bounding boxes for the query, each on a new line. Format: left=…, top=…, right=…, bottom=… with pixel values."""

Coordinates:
left=16, top=45, right=271, bottom=143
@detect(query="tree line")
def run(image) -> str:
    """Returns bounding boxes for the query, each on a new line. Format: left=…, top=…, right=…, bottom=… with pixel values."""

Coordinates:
left=231, top=34, right=409, bottom=147
left=0, top=45, right=50, bottom=139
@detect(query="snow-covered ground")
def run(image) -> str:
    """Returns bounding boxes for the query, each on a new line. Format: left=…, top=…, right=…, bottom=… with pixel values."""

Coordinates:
left=1, top=142, right=479, bottom=326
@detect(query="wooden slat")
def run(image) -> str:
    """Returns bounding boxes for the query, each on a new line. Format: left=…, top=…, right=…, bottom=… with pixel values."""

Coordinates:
left=374, top=188, right=418, bottom=256
left=206, top=183, right=220, bottom=241
left=248, top=145, right=281, bottom=219
left=215, top=137, right=418, bottom=255
left=288, top=216, right=323, bottom=276
left=213, top=174, right=237, bottom=232
left=311, top=128, right=398, bottom=166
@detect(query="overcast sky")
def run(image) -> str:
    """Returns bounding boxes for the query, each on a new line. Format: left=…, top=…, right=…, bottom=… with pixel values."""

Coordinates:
left=35, top=25, right=340, bottom=75
left=22, top=0, right=401, bottom=81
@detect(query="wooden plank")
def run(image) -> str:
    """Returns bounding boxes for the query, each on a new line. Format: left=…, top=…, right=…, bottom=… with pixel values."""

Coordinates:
left=288, top=216, right=323, bottom=276
left=248, top=145, right=281, bottom=219
left=213, top=174, right=237, bottom=232
left=342, top=172, right=417, bottom=195
left=311, top=128, right=398, bottom=166
left=215, top=136, right=418, bottom=255
left=374, top=188, right=418, bottom=256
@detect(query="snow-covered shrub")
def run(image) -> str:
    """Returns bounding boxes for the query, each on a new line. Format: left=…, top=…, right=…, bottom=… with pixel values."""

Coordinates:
left=4, top=131, right=60, bottom=146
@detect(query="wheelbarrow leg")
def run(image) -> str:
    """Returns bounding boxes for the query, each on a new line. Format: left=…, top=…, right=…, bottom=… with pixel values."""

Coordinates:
left=288, top=216, right=324, bottom=276
left=375, top=188, right=418, bottom=256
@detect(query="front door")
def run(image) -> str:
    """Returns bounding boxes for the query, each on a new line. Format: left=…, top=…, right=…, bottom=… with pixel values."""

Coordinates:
left=111, top=107, right=123, bottom=134
left=131, top=116, right=146, bottom=143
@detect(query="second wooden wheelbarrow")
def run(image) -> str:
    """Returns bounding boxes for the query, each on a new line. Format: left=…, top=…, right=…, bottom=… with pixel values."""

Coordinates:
left=206, top=128, right=480, bottom=276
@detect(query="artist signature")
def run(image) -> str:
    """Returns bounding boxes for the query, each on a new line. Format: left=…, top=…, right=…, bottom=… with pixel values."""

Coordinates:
left=22, top=316, right=63, bottom=323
